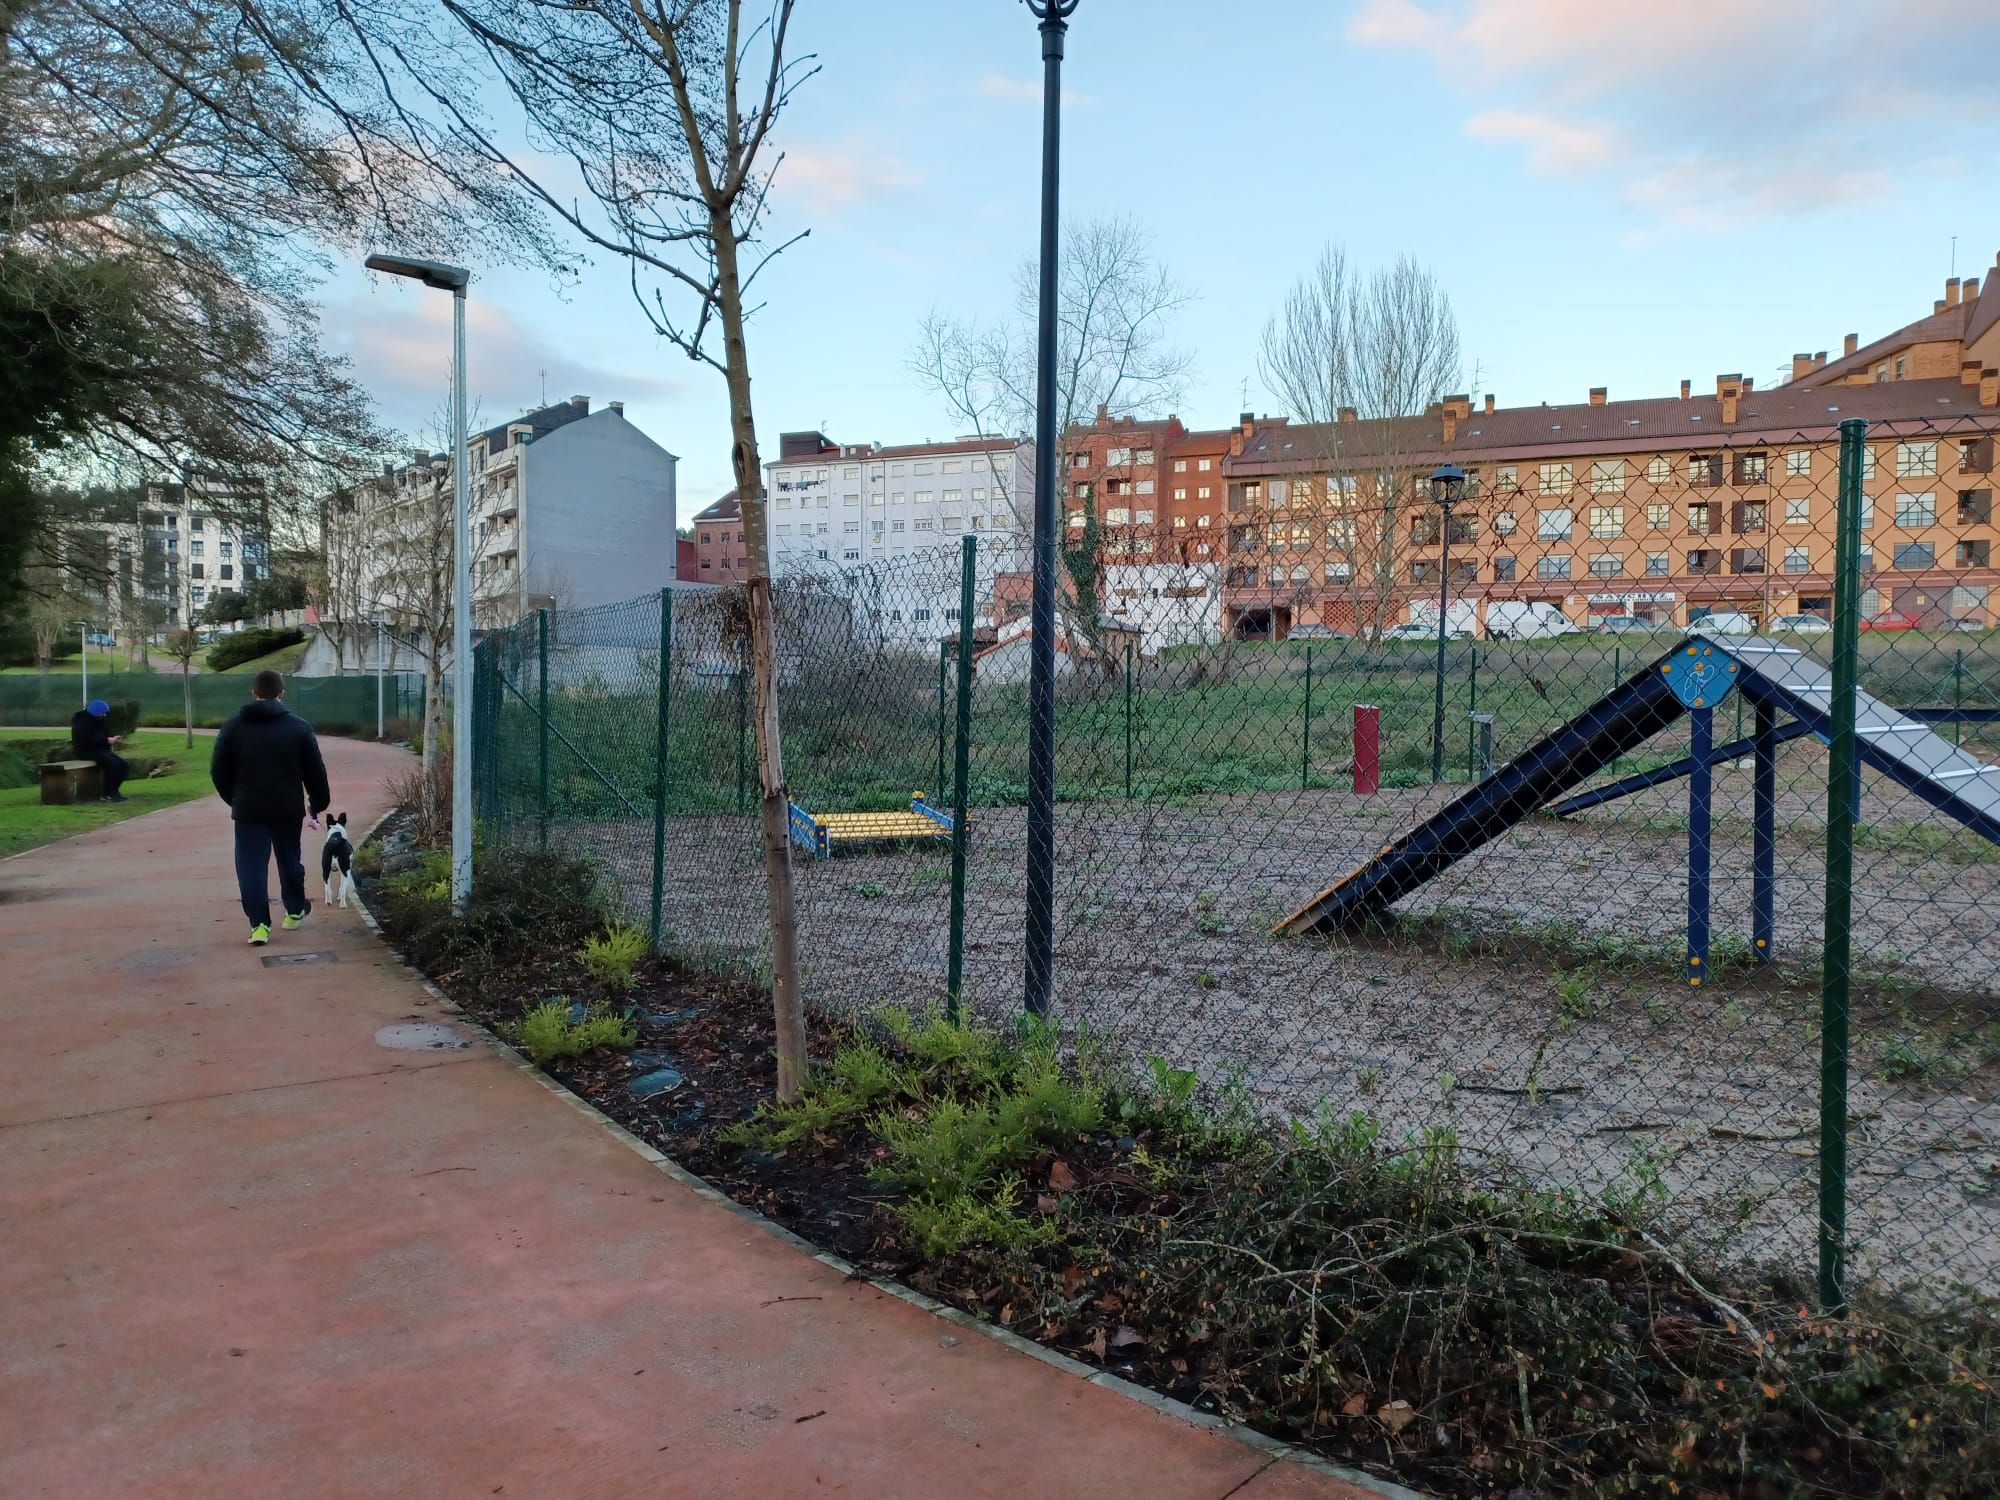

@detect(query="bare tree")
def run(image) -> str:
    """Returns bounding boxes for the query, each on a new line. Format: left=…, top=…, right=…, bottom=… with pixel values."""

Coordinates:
left=162, top=627, right=201, bottom=747
left=911, top=217, right=1192, bottom=659
left=405, top=0, right=815, bottom=1097
left=1257, top=246, right=1463, bottom=640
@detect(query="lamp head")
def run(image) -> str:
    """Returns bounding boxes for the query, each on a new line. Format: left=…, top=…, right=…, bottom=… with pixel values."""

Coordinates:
left=1429, top=463, right=1467, bottom=508
left=365, top=253, right=470, bottom=293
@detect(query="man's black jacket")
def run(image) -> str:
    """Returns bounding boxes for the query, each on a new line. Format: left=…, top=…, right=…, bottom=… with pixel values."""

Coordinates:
left=210, top=699, right=331, bottom=823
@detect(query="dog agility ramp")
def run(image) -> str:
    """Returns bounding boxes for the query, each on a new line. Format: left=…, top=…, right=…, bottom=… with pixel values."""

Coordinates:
left=1276, top=635, right=2000, bottom=939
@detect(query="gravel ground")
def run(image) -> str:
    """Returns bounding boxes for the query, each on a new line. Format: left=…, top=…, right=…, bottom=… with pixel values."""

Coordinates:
left=563, top=742, right=2000, bottom=1294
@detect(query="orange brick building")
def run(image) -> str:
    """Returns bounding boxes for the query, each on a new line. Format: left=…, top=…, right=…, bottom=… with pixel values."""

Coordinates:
left=1215, top=259, right=2000, bottom=638
left=689, top=490, right=747, bottom=582
left=1061, top=408, right=1233, bottom=565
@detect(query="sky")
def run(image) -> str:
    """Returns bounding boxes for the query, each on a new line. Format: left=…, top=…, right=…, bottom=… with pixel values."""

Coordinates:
left=319, top=0, right=2000, bottom=520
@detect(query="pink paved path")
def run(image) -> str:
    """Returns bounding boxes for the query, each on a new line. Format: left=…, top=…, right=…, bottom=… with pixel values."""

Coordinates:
left=0, top=735, right=1394, bottom=1500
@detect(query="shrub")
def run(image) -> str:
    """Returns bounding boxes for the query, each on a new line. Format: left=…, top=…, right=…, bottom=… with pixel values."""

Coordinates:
left=0, top=743, right=35, bottom=789
left=508, top=999, right=637, bottom=1067
left=105, top=699, right=142, bottom=737
left=579, top=923, right=647, bottom=994
left=206, top=627, right=304, bottom=672
left=375, top=842, right=608, bottom=988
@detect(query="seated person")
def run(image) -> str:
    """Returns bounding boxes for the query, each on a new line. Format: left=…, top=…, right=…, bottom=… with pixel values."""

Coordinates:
left=69, top=699, right=129, bottom=802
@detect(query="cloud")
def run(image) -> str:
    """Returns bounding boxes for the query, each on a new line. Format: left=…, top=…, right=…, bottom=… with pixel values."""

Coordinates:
left=976, top=73, right=1093, bottom=108
left=777, top=136, right=922, bottom=216
left=332, top=289, right=687, bottom=441
left=1349, top=0, right=2000, bottom=232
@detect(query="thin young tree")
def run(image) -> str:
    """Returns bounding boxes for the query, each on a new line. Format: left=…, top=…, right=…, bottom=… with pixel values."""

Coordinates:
left=410, top=0, right=817, bottom=1097
left=1258, top=246, right=1463, bottom=641
left=162, top=627, right=202, bottom=747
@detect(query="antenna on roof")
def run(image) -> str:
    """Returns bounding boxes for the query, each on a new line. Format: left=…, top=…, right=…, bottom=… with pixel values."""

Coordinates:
left=1951, top=235, right=1958, bottom=276
left=540, top=369, right=547, bottom=406
left=1239, top=376, right=1251, bottom=410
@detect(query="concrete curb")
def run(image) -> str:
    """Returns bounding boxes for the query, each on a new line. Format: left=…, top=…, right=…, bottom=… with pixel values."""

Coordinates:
left=347, top=835, right=1425, bottom=1500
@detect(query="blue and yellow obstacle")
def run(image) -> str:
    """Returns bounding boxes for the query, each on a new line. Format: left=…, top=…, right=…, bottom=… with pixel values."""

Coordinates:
left=788, top=792, right=960, bottom=859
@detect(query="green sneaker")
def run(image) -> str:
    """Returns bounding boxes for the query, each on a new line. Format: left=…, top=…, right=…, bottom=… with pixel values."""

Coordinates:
left=282, top=901, right=312, bottom=931
left=249, top=923, right=270, bottom=946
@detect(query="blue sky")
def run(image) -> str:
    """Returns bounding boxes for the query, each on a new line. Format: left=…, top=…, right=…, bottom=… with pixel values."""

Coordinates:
left=323, top=0, right=2000, bottom=518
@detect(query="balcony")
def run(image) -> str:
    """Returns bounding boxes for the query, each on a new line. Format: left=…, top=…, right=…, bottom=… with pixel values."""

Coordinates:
left=1960, top=489, right=1993, bottom=525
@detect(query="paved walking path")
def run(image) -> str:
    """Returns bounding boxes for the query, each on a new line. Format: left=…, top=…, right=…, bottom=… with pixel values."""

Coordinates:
left=0, top=736, right=1392, bottom=1500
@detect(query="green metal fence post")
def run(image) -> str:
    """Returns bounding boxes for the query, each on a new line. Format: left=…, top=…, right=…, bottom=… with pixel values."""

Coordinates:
left=650, top=588, right=673, bottom=953
left=1124, top=639, right=1135, bottom=799
left=937, top=642, right=948, bottom=798
left=1953, top=648, right=1965, bottom=748
left=1819, top=417, right=1866, bottom=1314
left=1467, top=646, right=1481, bottom=781
left=1301, top=645, right=1313, bottom=791
left=946, top=537, right=978, bottom=1023
left=735, top=666, right=749, bottom=814
left=537, top=608, right=550, bottom=850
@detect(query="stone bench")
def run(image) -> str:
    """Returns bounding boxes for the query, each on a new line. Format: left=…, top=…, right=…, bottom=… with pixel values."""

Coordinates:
left=38, top=759, right=103, bottom=805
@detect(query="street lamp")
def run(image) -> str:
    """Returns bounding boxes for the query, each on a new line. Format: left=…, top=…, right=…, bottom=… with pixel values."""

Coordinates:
left=375, top=616, right=388, bottom=741
left=1021, top=0, right=1079, bottom=1021
left=75, top=621, right=92, bottom=708
left=366, top=252, right=473, bottom=912
left=1428, top=463, right=1467, bottom=785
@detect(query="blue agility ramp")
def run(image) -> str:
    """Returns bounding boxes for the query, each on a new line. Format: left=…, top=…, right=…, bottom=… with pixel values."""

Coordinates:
left=1275, top=635, right=2000, bottom=984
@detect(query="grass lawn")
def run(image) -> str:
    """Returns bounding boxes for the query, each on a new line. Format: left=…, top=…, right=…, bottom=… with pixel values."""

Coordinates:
left=0, top=729, right=215, bottom=858
left=216, top=635, right=312, bottom=676
left=0, top=650, right=153, bottom=676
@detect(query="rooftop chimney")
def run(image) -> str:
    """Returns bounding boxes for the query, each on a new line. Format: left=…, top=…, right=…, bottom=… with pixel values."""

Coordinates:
left=1963, top=359, right=1982, bottom=387
left=608, top=400, right=624, bottom=415
left=1791, top=353, right=1814, bottom=382
left=1947, top=277, right=1963, bottom=308
left=569, top=394, right=589, bottom=409
left=1983, top=368, right=1999, bottom=409
left=1814, top=351, right=1827, bottom=368
left=1968, top=277, right=1982, bottom=302
left=1096, top=402, right=1109, bottom=424
left=1588, top=386, right=1607, bottom=406
left=1844, top=333, right=1858, bottom=356
left=1239, top=412, right=1255, bottom=437
left=1679, top=379, right=1691, bottom=401
left=1483, top=393, right=1495, bottom=414
left=1935, top=300, right=1947, bottom=315
left=1716, top=374, right=1743, bottom=426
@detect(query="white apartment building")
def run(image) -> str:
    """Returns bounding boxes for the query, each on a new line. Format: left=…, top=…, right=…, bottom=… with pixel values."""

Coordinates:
left=87, top=477, right=267, bottom=634
left=330, top=396, right=679, bottom=641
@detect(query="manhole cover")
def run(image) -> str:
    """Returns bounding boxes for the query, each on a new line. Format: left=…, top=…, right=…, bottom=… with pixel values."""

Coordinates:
left=374, top=1022, right=472, bottom=1051
left=260, top=951, right=339, bottom=967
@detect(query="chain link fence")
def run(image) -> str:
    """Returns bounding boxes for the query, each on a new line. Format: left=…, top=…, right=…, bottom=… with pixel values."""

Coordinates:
left=475, top=414, right=1999, bottom=1302
left=0, top=670, right=423, bottom=736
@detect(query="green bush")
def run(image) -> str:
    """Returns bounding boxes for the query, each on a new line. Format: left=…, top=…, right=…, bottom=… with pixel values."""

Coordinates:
left=374, top=843, right=608, bottom=989
left=105, top=699, right=142, bottom=737
left=205, top=627, right=304, bottom=672
left=0, top=743, right=35, bottom=789
left=509, top=998, right=638, bottom=1068
left=578, top=923, right=647, bottom=994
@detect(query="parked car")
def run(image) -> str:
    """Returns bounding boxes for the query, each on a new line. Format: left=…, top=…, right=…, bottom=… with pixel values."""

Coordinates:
left=1859, top=610, right=1922, bottom=632
left=1286, top=623, right=1352, bottom=641
left=1768, top=613, right=1832, bottom=634
left=1593, top=614, right=1666, bottom=634
left=1381, top=621, right=1471, bottom=642
left=1690, top=609, right=1757, bottom=635
left=1485, top=601, right=1578, bottom=640
left=83, top=631, right=116, bottom=647
left=1946, top=617, right=1988, bottom=633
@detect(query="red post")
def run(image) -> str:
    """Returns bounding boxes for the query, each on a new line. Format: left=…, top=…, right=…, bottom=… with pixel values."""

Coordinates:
left=1353, top=703, right=1380, bottom=795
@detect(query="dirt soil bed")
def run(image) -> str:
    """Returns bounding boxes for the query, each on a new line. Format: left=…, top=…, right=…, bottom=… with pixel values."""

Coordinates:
left=556, top=752, right=2000, bottom=1295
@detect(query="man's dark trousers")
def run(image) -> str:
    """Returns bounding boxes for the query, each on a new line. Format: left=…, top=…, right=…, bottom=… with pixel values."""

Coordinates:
left=85, top=750, right=128, bottom=798
left=235, top=820, right=306, bottom=927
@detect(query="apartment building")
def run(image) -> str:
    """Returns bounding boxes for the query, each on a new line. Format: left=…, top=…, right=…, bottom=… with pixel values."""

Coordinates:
left=1060, top=408, right=1232, bottom=566
left=81, top=477, right=268, bottom=634
left=1216, top=263, right=2000, bottom=638
left=689, top=490, right=746, bottom=582
left=335, top=396, right=678, bottom=633
left=762, top=429, right=1034, bottom=574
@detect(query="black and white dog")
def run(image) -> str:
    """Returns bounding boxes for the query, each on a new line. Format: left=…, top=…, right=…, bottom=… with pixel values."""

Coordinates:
left=320, top=813, right=356, bottom=908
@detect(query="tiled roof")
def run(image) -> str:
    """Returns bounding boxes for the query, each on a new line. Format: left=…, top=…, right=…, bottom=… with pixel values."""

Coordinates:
left=690, top=489, right=741, bottom=522
left=1223, top=379, right=1996, bottom=475
left=770, top=436, right=1019, bottom=465
left=1785, top=306, right=1970, bottom=388
left=1967, top=277, right=2000, bottom=351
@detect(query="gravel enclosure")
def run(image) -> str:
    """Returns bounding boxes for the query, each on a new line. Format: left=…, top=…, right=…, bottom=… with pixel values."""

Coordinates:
left=559, top=732, right=2000, bottom=1297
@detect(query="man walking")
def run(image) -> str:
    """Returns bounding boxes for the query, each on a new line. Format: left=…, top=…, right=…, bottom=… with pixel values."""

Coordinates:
left=210, top=670, right=331, bottom=947
left=69, top=699, right=129, bottom=802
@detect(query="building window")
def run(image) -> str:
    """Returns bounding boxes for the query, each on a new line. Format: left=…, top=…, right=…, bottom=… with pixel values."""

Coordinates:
left=1106, top=447, right=1131, bottom=466
left=1734, top=451, right=1768, bottom=485
left=1073, top=482, right=1093, bottom=500
left=1785, top=496, right=1810, bottom=526
left=1172, top=458, right=1188, bottom=473
left=1893, top=542, right=1935, bottom=568
left=1538, top=462, right=1573, bottom=493
left=1785, top=449, right=1811, bottom=478
left=844, top=519, right=860, bottom=533
left=1645, top=552, right=1669, bottom=577
left=1687, top=548, right=1716, bottom=575
left=843, top=548, right=860, bottom=561
left=1588, top=505, right=1624, bottom=538
left=1732, top=547, right=1766, bottom=575
left=1136, top=450, right=1154, bottom=466
left=1784, top=546, right=1811, bottom=573
left=891, top=520, right=905, bottom=533
left=1687, top=502, right=1713, bottom=534
left=220, top=542, right=234, bottom=560
left=1687, top=454, right=1722, bottom=487
left=1644, top=503, right=1670, bottom=529
left=192, top=585, right=206, bottom=603
left=1739, top=501, right=1766, bottom=532
left=1172, top=515, right=1188, bottom=530
left=1589, top=460, right=1625, bottom=493
left=191, top=563, right=205, bottom=579
left=1492, top=555, right=1516, bottom=581
left=1895, top=492, right=1935, bottom=527
left=1588, top=554, right=1622, bottom=579
left=1106, top=507, right=1131, bottom=525
left=1495, top=465, right=1519, bottom=491
left=1067, top=513, right=1085, bottom=531
left=1895, top=442, right=1937, bottom=479
left=1196, top=486, right=1212, bottom=500
left=1173, top=487, right=1187, bottom=501
left=1494, top=511, right=1518, bottom=536
left=1535, top=555, right=1572, bottom=581
left=191, top=540, right=205, bottom=559
left=1137, top=508, right=1155, bottom=524
left=914, top=517, right=935, bottom=531
left=1136, top=479, right=1155, bottom=495
left=1196, top=514, right=1212, bottom=527
left=1197, top=458, right=1212, bottom=472
left=1537, top=508, right=1573, bottom=541
left=1645, top=456, right=1671, bottom=485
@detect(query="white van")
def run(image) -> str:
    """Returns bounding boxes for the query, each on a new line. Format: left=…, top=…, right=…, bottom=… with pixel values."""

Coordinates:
left=1690, top=609, right=1756, bottom=635
left=1484, top=601, right=1578, bottom=640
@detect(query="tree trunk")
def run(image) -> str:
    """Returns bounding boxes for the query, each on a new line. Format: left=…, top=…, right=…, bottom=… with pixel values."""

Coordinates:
left=422, top=648, right=446, bottom=838
left=182, top=663, right=194, bottom=748
left=714, top=214, right=807, bottom=1102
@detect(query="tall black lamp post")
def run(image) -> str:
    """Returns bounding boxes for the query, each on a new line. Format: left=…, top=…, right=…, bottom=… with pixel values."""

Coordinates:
left=1022, top=0, right=1078, bottom=1020
left=1428, top=463, right=1467, bottom=785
